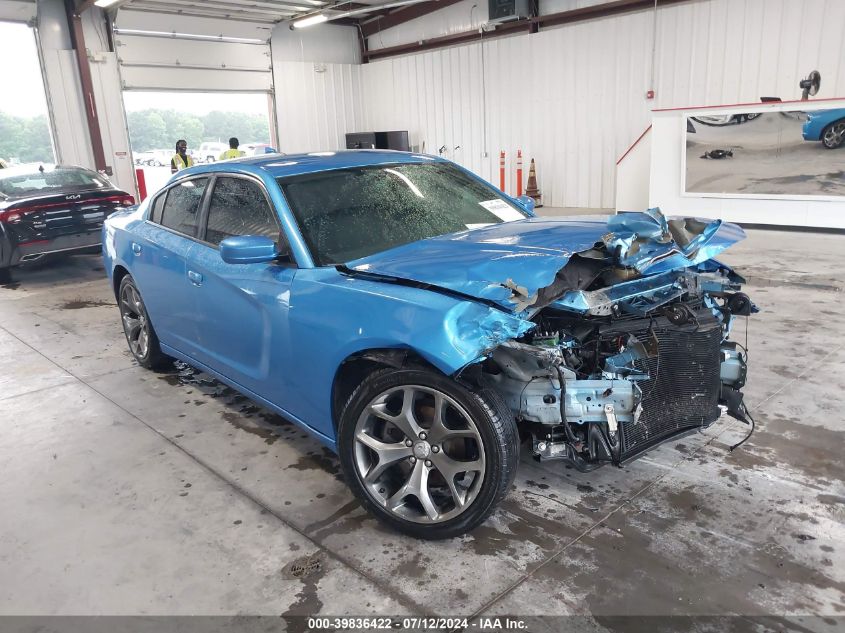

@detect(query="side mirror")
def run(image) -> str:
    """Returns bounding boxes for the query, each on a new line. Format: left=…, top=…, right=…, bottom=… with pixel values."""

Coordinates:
left=219, top=235, right=279, bottom=264
left=516, top=195, right=536, bottom=217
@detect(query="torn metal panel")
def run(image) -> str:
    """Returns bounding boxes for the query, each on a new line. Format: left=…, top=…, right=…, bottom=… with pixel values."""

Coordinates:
left=346, top=208, right=746, bottom=313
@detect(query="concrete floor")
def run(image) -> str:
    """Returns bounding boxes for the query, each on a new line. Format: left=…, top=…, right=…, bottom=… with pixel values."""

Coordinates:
left=1, top=219, right=844, bottom=627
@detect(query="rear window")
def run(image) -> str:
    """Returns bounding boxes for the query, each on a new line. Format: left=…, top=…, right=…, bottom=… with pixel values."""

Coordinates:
left=0, top=168, right=110, bottom=198
left=159, top=178, right=208, bottom=237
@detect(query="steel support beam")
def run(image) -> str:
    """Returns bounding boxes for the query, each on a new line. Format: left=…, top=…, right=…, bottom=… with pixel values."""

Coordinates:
left=66, top=0, right=108, bottom=172
left=360, top=0, right=463, bottom=38
left=365, top=0, right=694, bottom=61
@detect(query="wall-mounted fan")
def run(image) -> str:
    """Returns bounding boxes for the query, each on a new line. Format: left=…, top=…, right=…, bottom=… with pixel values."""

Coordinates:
left=799, top=70, right=821, bottom=100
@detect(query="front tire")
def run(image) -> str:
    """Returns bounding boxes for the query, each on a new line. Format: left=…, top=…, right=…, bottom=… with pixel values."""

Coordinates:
left=822, top=120, right=845, bottom=149
left=337, top=368, right=518, bottom=539
left=118, top=275, right=171, bottom=370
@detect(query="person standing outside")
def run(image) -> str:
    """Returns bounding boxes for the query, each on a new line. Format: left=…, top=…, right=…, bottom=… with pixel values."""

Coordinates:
left=219, top=137, right=245, bottom=161
left=171, top=140, right=193, bottom=173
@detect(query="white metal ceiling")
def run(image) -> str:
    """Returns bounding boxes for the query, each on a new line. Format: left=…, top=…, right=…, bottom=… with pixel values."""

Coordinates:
left=117, top=0, right=391, bottom=24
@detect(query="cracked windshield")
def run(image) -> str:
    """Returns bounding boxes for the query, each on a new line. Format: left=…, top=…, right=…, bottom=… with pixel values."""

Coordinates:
left=280, top=163, right=527, bottom=264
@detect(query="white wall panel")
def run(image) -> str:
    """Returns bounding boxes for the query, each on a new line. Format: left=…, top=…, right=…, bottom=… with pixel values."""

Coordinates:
left=0, top=0, right=35, bottom=22
left=366, top=0, right=485, bottom=51
left=362, top=9, right=656, bottom=208
left=272, top=23, right=360, bottom=64
left=360, top=0, right=845, bottom=208
left=90, top=54, right=135, bottom=193
left=39, top=48, right=93, bottom=167
left=274, top=61, right=363, bottom=153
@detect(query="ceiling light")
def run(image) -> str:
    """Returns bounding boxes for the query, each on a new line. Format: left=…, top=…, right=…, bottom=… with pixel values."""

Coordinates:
left=292, top=13, right=328, bottom=28
left=94, top=0, right=121, bottom=7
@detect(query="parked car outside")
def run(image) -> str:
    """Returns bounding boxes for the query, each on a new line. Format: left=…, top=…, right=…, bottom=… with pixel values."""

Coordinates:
left=133, top=151, right=155, bottom=165
left=197, top=142, right=228, bottom=163
left=103, top=151, right=754, bottom=539
left=0, top=164, right=134, bottom=282
left=802, top=108, right=845, bottom=149
left=145, top=150, right=173, bottom=167
left=242, top=143, right=277, bottom=156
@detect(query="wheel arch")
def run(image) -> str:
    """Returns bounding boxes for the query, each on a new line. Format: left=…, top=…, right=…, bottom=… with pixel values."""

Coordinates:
left=112, top=264, right=130, bottom=300
left=330, top=347, right=446, bottom=433
left=821, top=117, right=845, bottom=146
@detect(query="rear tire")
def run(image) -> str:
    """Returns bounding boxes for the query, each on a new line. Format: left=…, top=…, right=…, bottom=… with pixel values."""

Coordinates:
left=118, top=275, right=171, bottom=371
left=337, top=367, right=518, bottom=539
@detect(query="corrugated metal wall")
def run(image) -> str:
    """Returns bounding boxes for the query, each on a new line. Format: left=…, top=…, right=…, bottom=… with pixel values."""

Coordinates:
left=271, top=24, right=364, bottom=154
left=359, top=0, right=845, bottom=208
left=274, top=61, right=364, bottom=153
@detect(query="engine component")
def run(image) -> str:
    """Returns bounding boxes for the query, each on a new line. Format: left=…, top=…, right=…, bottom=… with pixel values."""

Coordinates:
left=726, top=292, right=753, bottom=316
left=664, top=303, right=694, bottom=325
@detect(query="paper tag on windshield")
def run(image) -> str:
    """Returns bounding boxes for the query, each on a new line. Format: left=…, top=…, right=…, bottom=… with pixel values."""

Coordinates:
left=465, top=223, right=494, bottom=230
left=479, top=199, right=524, bottom=222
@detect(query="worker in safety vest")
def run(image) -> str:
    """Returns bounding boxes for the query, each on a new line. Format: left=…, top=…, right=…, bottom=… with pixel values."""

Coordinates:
left=219, top=137, right=245, bottom=161
left=171, top=140, right=193, bottom=173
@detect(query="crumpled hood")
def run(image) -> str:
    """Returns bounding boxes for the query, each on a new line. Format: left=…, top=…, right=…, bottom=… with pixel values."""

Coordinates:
left=345, top=209, right=746, bottom=312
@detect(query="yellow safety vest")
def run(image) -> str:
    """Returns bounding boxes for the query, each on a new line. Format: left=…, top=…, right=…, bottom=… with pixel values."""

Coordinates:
left=219, top=148, right=244, bottom=160
left=172, top=153, right=193, bottom=170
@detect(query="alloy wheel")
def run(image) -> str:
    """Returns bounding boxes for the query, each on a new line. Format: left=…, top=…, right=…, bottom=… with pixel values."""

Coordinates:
left=120, top=282, right=150, bottom=359
left=353, top=385, right=486, bottom=524
left=823, top=122, right=845, bottom=149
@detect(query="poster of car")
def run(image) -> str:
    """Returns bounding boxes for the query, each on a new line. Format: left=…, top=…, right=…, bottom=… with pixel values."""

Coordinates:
left=684, top=107, right=845, bottom=197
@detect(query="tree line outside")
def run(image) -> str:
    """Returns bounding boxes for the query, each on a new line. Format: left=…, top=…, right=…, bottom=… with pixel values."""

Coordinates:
left=127, top=109, right=271, bottom=153
left=0, top=112, right=54, bottom=164
left=0, top=108, right=271, bottom=165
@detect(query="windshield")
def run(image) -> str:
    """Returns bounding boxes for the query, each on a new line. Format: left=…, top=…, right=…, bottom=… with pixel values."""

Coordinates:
left=0, top=167, right=111, bottom=199
left=278, top=162, right=527, bottom=265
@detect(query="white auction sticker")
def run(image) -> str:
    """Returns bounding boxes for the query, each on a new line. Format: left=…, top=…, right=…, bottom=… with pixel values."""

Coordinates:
left=478, top=199, right=525, bottom=222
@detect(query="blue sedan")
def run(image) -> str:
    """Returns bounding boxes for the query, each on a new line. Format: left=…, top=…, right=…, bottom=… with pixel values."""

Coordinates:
left=104, top=151, right=754, bottom=538
left=802, top=108, right=845, bottom=149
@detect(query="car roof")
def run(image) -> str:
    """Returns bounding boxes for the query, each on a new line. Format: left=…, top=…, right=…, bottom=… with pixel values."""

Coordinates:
left=177, top=150, right=449, bottom=179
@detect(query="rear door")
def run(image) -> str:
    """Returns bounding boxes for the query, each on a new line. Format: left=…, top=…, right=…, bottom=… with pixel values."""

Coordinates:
left=185, top=175, right=295, bottom=392
left=128, top=177, right=209, bottom=358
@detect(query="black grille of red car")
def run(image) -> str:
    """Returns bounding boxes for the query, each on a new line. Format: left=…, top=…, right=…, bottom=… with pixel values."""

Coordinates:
left=619, top=309, right=723, bottom=459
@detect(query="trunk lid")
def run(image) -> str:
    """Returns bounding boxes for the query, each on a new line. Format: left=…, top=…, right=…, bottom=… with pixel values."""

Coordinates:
left=0, top=189, right=134, bottom=244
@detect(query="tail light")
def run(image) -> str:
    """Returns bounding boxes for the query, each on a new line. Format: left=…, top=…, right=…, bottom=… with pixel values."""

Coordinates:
left=0, top=193, right=135, bottom=223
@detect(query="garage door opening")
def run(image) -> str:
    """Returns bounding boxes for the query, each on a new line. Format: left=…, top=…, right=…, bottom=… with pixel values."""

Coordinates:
left=123, top=90, right=275, bottom=195
left=0, top=21, right=55, bottom=167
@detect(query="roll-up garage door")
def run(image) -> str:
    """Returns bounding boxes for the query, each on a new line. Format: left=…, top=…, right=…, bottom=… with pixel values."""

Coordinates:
left=114, top=10, right=273, bottom=92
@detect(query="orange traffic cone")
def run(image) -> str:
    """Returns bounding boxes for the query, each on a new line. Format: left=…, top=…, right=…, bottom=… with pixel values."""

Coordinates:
left=525, top=158, right=542, bottom=207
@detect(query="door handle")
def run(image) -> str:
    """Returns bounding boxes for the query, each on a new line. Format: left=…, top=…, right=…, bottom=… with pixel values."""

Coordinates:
left=187, top=270, right=203, bottom=286
left=131, top=242, right=142, bottom=255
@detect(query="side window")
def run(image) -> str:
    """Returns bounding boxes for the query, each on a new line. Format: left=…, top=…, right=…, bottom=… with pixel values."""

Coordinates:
left=160, top=178, right=208, bottom=237
left=205, top=177, right=280, bottom=246
left=149, top=192, right=166, bottom=224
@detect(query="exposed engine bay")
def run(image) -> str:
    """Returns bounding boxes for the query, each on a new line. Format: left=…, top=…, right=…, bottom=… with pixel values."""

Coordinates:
left=479, top=235, right=756, bottom=471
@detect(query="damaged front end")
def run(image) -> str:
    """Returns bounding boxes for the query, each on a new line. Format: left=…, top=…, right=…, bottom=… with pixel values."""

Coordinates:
left=474, top=211, right=756, bottom=470
left=347, top=207, right=755, bottom=470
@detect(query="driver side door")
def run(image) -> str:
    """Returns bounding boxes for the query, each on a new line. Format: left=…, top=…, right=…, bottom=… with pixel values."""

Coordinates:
left=185, top=175, right=296, bottom=395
